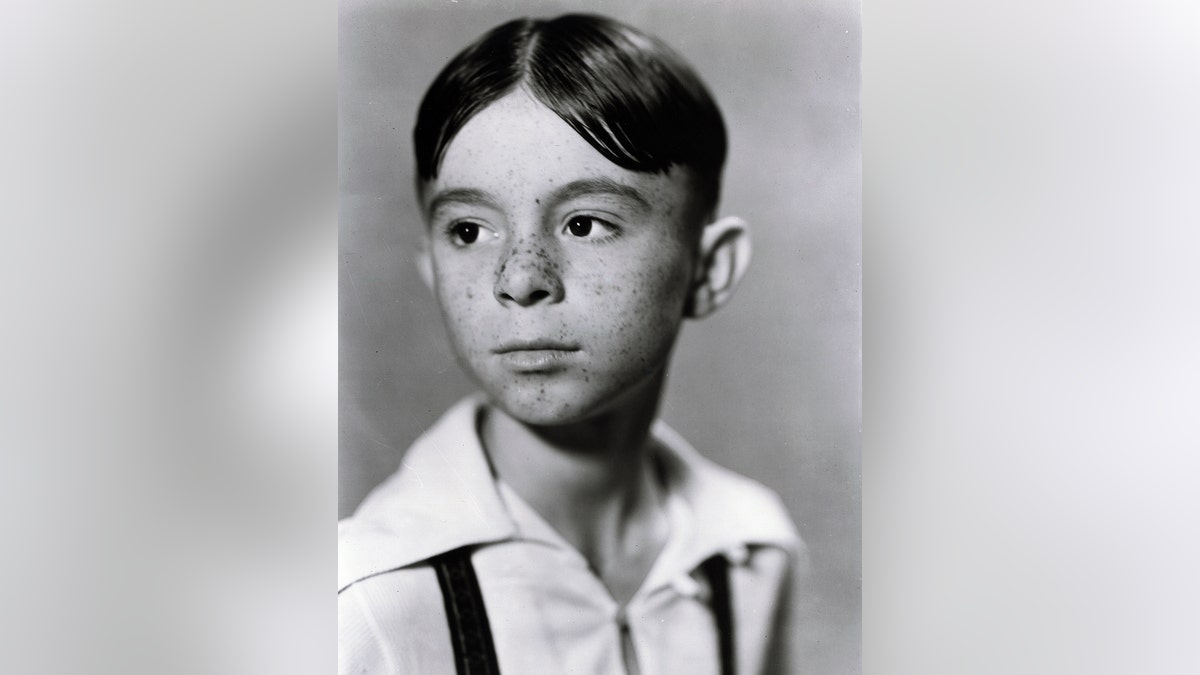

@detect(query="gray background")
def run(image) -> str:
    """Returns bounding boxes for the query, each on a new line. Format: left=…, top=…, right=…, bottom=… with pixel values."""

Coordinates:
left=340, top=0, right=859, bottom=670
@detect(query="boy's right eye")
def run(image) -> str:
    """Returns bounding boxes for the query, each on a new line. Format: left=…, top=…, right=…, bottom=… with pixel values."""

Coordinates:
left=448, top=221, right=495, bottom=246
left=453, top=222, right=479, bottom=244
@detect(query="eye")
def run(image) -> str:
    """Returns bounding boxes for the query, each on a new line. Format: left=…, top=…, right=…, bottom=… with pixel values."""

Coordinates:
left=452, top=222, right=479, bottom=244
left=563, top=215, right=618, bottom=241
left=448, top=221, right=495, bottom=246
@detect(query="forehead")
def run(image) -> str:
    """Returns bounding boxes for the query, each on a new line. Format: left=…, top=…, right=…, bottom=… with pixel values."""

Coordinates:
left=424, top=90, right=696, bottom=218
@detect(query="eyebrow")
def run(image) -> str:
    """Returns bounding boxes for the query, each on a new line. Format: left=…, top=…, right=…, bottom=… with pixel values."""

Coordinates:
left=424, top=188, right=496, bottom=219
left=548, top=177, right=652, bottom=212
left=424, top=177, right=652, bottom=220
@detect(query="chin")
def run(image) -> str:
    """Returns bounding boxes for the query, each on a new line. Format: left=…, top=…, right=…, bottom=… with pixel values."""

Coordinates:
left=481, top=371, right=666, bottom=429
left=477, top=378, right=609, bottom=427
left=464, top=353, right=669, bottom=427
left=487, top=392, right=594, bottom=427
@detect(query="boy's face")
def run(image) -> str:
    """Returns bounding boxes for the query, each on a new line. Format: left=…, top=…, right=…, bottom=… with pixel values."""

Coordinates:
left=420, top=90, right=703, bottom=426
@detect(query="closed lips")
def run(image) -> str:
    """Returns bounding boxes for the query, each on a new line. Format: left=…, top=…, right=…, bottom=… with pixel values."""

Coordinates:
left=493, top=341, right=579, bottom=353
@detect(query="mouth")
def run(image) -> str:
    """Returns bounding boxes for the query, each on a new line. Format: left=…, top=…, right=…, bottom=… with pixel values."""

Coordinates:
left=492, top=340, right=581, bottom=372
left=493, top=339, right=580, bottom=354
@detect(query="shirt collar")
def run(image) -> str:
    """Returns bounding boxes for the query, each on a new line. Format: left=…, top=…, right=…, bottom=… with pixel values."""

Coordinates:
left=649, top=419, right=800, bottom=572
left=339, top=396, right=799, bottom=592
left=339, top=395, right=513, bottom=592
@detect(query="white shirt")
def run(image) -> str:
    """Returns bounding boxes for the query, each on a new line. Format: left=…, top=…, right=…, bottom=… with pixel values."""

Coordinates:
left=339, top=397, right=814, bottom=674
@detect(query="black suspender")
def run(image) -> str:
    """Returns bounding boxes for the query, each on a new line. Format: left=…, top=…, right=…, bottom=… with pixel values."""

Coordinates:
left=429, top=547, right=502, bottom=675
left=700, top=554, right=737, bottom=675
left=431, top=547, right=736, bottom=675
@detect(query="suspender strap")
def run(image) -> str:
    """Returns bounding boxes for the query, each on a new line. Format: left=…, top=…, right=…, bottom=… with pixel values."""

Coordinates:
left=429, top=546, right=736, bottom=675
left=700, top=554, right=737, bottom=675
left=429, top=547, right=502, bottom=675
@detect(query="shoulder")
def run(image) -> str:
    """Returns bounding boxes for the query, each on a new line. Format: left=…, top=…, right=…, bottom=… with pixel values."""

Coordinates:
left=339, top=559, right=455, bottom=675
left=652, top=419, right=803, bottom=552
left=705, top=457, right=796, bottom=527
left=338, top=558, right=442, bottom=620
left=337, top=516, right=416, bottom=592
left=338, top=395, right=516, bottom=592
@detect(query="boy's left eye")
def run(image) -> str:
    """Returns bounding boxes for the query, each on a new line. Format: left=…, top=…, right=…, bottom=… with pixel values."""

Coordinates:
left=563, top=215, right=616, bottom=240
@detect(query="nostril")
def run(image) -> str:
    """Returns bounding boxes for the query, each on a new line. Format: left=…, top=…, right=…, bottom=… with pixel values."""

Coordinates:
left=493, top=250, right=563, bottom=306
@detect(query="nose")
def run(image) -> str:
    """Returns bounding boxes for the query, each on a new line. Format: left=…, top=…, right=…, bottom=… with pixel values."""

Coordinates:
left=493, top=240, right=565, bottom=307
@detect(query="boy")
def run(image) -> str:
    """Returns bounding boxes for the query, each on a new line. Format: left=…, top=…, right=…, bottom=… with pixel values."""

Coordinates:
left=340, top=14, right=812, bottom=674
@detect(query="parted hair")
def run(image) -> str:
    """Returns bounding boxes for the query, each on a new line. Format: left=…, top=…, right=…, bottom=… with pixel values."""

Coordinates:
left=413, top=13, right=728, bottom=214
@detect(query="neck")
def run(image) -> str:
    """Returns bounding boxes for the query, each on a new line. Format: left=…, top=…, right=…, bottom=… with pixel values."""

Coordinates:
left=481, top=376, right=667, bottom=573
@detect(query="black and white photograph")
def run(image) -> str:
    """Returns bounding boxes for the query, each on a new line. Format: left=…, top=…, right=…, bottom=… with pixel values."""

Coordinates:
left=339, top=2, right=860, bottom=673
left=9, top=0, right=1200, bottom=673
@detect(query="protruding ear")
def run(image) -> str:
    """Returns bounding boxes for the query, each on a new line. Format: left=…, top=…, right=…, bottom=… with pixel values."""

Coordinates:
left=416, top=239, right=434, bottom=292
left=686, top=216, right=752, bottom=319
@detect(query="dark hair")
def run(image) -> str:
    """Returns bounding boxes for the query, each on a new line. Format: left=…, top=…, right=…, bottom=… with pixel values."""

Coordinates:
left=414, top=14, right=728, bottom=214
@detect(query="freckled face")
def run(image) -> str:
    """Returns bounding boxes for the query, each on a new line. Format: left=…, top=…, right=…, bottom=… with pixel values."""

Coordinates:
left=422, top=90, right=702, bottom=425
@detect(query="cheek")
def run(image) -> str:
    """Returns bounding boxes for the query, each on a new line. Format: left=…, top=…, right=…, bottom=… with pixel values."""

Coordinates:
left=607, top=248, right=690, bottom=309
left=576, top=251, right=691, bottom=348
left=431, top=261, right=490, bottom=344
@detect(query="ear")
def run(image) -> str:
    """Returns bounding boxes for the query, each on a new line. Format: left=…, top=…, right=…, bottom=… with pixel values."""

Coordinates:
left=686, top=216, right=752, bottom=319
left=416, top=237, right=434, bottom=292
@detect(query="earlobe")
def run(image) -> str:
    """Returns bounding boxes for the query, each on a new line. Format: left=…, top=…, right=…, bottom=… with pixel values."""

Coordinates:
left=686, top=216, right=752, bottom=319
left=416, top=243, right=434, bottom=292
